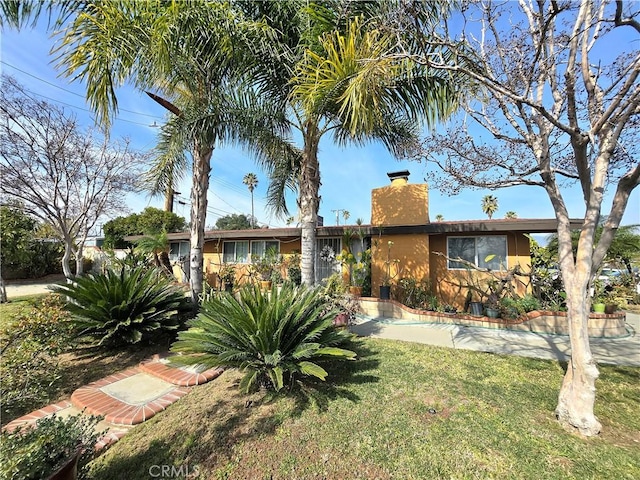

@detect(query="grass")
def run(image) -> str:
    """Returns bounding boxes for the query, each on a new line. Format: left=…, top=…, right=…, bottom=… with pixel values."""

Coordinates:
left=2, top=295, right=638, bottom=478
left=87, top=338, right=640, bottom=480
left=0, top=294, right=167, bottom=425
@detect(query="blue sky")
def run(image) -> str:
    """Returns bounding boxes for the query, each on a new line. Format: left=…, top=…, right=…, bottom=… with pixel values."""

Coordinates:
left=1, top=18, right=638, bottom=237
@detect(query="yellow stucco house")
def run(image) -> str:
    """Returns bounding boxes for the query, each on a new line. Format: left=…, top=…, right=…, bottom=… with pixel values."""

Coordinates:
left=162, top=171, right=578, bottom=308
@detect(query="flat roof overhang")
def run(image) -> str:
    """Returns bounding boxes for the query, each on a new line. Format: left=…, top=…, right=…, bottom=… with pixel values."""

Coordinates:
left=125, top=218, right=582, bottom=243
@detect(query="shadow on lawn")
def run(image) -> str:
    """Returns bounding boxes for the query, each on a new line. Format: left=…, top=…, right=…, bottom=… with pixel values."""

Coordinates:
left=289, top=338, right=382, bottom=416
left=88, top=340, right=382, bottom=479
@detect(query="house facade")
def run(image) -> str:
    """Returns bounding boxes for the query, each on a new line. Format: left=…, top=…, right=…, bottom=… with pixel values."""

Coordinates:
left=159, top=171, right=578, bottom=308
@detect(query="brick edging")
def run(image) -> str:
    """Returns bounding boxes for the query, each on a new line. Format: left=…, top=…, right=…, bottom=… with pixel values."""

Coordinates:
left=139, top=355, right=223, bottom=386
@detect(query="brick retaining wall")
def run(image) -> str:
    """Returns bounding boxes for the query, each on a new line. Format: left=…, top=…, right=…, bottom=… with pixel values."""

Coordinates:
left=357, top=298, right=628, bottom=338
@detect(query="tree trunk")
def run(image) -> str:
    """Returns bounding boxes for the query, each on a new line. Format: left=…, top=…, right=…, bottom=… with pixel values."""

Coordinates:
left=189, top=143, right=213, bottom=303
left=251, top=192, right=255, bottom=229
left=555, top=280, right=602, bottom=436
left=74, top=244, right=84, bottom=277
left=0, top=276, right=7, bottom=303
left=61, top=240, right=74, bottom=279
left=159, top=251, right=174, bottom=278
left=553, top=200, right=602, bottom=437
left=299, top=122, right=321, bottom=286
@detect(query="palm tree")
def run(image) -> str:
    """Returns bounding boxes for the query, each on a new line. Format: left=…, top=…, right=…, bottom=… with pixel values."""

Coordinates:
left=135, top=231, right=173, bottom=277
left=481, top=195, right=499, bottom=219
left=244, top=2, right=464, bottom=285
left=504, top=211, right=518, bottom=219
left=243, top=173, right=259, bottom=228
left=435, top=214, right=445, bottom=222
left=5, top=2, right=297, bottom=302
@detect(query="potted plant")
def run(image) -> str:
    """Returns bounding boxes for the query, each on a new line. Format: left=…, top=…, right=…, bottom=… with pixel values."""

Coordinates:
left=0, top=413, right=103, bottom=480
left=484, top=292, right=501, bottom=319
left=592, top=298, right=606, bottom=313
left=349, top=262, right=367, bottom=297
left=380, top=241, right=400, bottom=300
left=218, top=263, right=236, bottom=292
left=321, top=273, right=360, bottom=327
left=467, top=290, right=484, bottom=316
left=252, top=247, right=279, bottom=290
left=602, top=287, right=622, bottom=314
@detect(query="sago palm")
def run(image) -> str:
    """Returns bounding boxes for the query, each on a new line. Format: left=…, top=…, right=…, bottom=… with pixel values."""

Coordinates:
left=54, top=266, right=189, bottom=347
left=171, top=283, right=356, bottom=393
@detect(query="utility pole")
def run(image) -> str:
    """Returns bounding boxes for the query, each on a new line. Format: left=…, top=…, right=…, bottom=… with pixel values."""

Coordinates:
left=332, top=209, right=346, bottom=226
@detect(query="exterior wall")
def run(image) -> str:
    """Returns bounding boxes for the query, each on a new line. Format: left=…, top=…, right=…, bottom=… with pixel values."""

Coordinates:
left=371, top=182, right=429, bottom=226
left=201, top=237, right=301, bottom=289
left=371, top=234, right=430, bottom=297
left=429, top=232, right=532, bottom=308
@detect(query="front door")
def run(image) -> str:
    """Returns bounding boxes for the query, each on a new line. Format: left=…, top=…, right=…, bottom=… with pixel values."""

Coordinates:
left=315, top=238, right=341, bottom=284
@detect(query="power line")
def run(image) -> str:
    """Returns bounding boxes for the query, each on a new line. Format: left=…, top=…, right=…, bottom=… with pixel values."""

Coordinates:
left=1, top=60, right=164, bottom=119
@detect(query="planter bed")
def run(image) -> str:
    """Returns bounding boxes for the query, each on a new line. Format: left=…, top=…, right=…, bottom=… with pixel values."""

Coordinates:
left=358, top=297, right=629, bottom=338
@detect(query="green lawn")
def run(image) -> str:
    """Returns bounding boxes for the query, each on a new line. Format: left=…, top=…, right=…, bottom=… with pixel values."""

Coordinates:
left=0, top=295, right=164, bottom=424
left=88, top=338, right=640, bottom=480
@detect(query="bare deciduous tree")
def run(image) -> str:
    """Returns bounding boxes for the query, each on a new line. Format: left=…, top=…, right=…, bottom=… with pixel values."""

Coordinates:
left=0, top=76, right=143, bottom=278
left=387, top=0, right=639, bottom=436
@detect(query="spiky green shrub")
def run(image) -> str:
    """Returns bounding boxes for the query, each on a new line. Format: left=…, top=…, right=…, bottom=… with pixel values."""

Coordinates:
left=54, top=267, right=189, bottom=347
left=171, top=283, right=356, bottom=393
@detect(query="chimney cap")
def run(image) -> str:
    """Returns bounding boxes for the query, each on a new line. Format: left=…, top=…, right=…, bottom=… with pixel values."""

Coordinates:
left=387, top=170, right=410, bottom=181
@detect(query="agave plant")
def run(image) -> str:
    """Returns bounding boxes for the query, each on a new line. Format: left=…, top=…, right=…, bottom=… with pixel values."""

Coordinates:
left=54, top=266, right=189, bottom=346
left=171, top=283, right=356, bottom=393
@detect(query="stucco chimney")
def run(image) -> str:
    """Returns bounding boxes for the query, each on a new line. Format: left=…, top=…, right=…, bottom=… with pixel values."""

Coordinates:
left=371, top=170, right=429, bottom=226
left=387, top=170, right=410, bottom=186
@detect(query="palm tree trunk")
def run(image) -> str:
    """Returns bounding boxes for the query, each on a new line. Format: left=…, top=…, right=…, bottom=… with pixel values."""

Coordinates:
left=300, top=122, right=321, bottom=286
left=251, top=191, right=255, bottom=229
left=189, top=142, right=213, bottom=303
left=164, top=185, right=175, bottom=212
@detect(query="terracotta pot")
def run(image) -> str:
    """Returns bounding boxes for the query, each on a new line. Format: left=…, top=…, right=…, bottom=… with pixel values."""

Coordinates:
left=47, top=451, right=80, bottom=480
left=260, top=280, right=272, bottom=291
left=333, top=312, right=350, bottom=327
left=349, top=286, right=362, bottom=297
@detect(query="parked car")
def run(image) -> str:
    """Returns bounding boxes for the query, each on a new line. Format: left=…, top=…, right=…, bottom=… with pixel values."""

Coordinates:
left=598, top=268, right=623, bottom=285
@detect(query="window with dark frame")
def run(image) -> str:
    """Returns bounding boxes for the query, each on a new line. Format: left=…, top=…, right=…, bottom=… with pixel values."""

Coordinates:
left=447, top=236, right=507, bottom=270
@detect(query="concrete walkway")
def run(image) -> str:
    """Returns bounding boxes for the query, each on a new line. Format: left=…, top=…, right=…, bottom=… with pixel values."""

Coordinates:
left=3, top=354, right=222, bottom=449
left=351, top=312, right=640, bottom=366
left=4, top=275, right=66, bottom=298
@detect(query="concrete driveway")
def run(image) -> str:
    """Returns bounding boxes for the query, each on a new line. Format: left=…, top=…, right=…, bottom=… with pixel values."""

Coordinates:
left=351, top=312, right=640, bottom=366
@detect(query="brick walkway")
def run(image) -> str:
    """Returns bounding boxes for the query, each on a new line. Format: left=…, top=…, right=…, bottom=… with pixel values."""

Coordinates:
left=3, top=354, right=223, bottom=449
